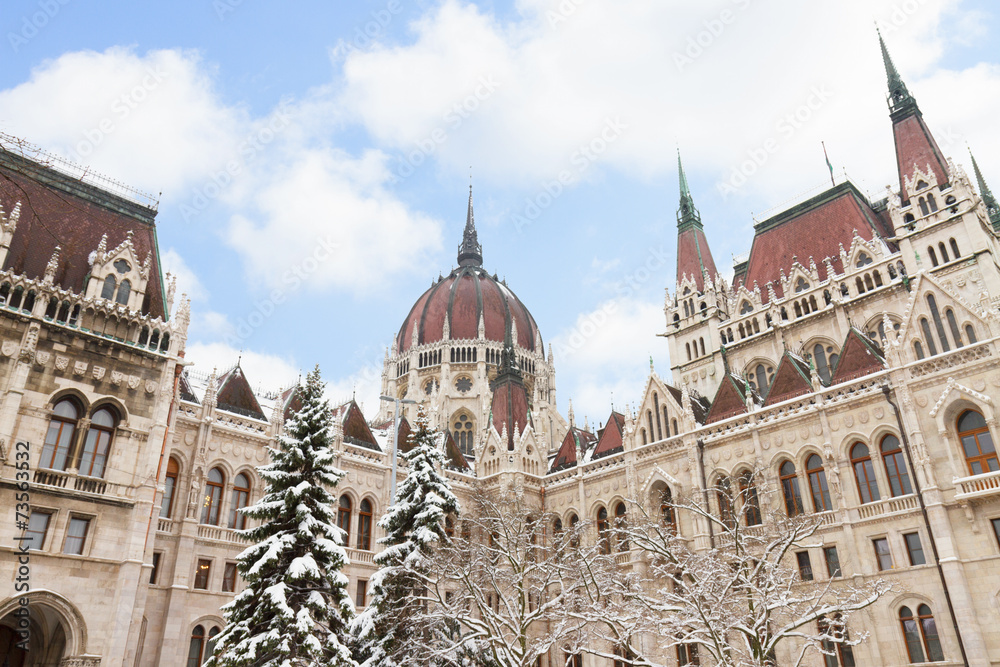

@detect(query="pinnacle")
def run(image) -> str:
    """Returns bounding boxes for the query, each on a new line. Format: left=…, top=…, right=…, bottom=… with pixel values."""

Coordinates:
left=457, top=185, right=483, bottom=267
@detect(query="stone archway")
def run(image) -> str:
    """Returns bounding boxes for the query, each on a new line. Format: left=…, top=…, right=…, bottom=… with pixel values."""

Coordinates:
left=0, top=593, right=92, bottom=667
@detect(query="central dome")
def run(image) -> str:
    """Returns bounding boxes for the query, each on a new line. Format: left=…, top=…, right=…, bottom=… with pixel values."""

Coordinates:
left=396, top=189, right=541, bottom=354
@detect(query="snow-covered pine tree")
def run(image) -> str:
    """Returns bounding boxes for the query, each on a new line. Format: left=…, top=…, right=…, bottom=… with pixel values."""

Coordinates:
left=207, top=366, right=356, bottom=667
left=352, top=406, right=460, bottom=667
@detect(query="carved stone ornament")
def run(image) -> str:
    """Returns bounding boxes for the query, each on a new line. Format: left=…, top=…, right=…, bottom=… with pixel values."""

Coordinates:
left=93, top=366, right=106, bottom=381
left=73, top=361, right=87, bottom=376
left=1, top=341, right=18, bottom=357
left=55, top=355, right=69, bottom=371
left=145, top=380, right=157, bottom=394
left=915, top=395, right=928, bottom=408
left=35, top=351, right=50, bottom=366
left=110, top=371, right=124, bottom=386
left=127, top=375, right=141, bottom=390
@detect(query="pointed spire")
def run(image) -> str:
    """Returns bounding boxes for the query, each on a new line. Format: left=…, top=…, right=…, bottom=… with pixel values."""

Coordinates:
left=877, top=27, right=917, bottom=115
left=676, top=149, right=702, bottom=231
left=970, top=149, right=1000, bottom=231
left=457, top=185, right=483, bottom=267
left=568, top=398, right=575, bottom=428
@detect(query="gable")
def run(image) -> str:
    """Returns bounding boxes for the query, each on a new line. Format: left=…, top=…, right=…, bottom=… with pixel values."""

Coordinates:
left=705, top=375, right=749, bottom=424
left=830, top=328, right=885, bottom=384
left=896, top=273, right=989, bottom=361
left=216, top=367, right=265, bottom=420
left=763, top=353, right=813, bottom=405
left=592, top=412, right=625, bottom=460
left=343, top=402, right=379, bottom=451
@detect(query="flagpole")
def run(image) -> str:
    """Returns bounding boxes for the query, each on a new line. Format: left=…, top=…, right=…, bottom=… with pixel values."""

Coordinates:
left=822, top=141, right=835, bottom=187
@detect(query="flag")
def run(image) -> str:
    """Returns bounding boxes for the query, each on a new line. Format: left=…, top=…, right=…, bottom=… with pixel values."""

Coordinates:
left=822, top=141, right=835, bottom=187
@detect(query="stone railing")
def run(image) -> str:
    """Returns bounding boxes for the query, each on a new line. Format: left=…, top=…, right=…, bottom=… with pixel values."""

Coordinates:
left=857, top=494, right=919, bottom=520
left=954, top=469, right=1000, bottom=500
left=196, top=524, right=247, bottom=544
left=32, top=468, right=133, bottom=501
left=909, top=340, right=993, bottom=379
left=157, top=518, right=175, bottom=534
left=346, top=547, right=376, bottom=566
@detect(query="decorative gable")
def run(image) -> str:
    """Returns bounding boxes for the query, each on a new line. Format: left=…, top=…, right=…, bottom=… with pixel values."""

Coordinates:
left=85, top=231, right=152, bottom=312
left=216, top=365, right=266, bottom=421
left=591, top=411, right=626, bottom=460
left=705, top=374, right=752, bottom=424
left=763, top=353, right=814, bottom=405
left=830, top=328, right=885, bottom=384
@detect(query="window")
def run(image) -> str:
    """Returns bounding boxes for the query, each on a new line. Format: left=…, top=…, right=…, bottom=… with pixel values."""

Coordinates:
left=780, top=461, right=804, bottom=516
left=739, top=471, right=762, bottom=526
left=23, top=511, right=52, bottom=551
left=187, top=625, right=206, bottom=667
left=957, top=410, right=999, bottom=475
left=795, top=277, right=810, bottom=292
left=101, top=274, right=116, bottom=299
left=904, top=532, right=926, bottom=566
left=229, top=473, right=251, bottom=529
left=116, top=278, right=131, bottom=305
left=222, top=561, right=238, bottom=592
left=873, top=537, right=893, bottom=570
left=194, top=559, right=212, bottom=590
left=453, top=413, right=475, bottom=457
left=338, top=495, right=352, bottom=545
left=716, top=477, right=735, bottom=529
left=993, top=518, right=1000, bottom=549
left=806, top=454, right=832, bottom=512
left=614, top=502, right=629, bottom=551
left=818, top=615, right=856, bottom=667
left=205, top=628, right=220, bottom=664
left=950, top=238, right=960, bottom=258
left=161, top=457, right=179, bottom=518
left=79, top=407, right=116, bottom=477
left=563, top=652, right=583, bottom=667
left=63, top=516, right=90, bottom=555
left=201, top=468, right=224, bottom=525
left=596, top=506, right=610, bottom=555
left=824, top=546, right=842, bottom=578
left=150, top=552, right=161, bottom=585
left=849, top=443, right=880, bottom=504
left=661, top=486, right=676, bottom=533
left=900, top=605, right=945, bottom=663
left=796, top=551, right=814, bottom=581
left=925, top=294, right=950, bottom=353
left=446, top=515, right=456, bottom=539
left=965, top=324, right=977, bottom=344
left=358, top=499, right=373, bottom=550
left=945, top=309, right=963, bottom=348
left=356, top=579, right=368, bottom=607
left=40, top=399, right=79, bottom=471
left=677, top=643, right=700, bottom=665
left=811, top=343, right=839, bottom=385
left=880, top=435, right=913, bottom=497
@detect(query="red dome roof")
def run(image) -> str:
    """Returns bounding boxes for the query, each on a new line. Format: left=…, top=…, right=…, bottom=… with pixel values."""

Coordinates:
left=397, top=265, right=541, bottom=353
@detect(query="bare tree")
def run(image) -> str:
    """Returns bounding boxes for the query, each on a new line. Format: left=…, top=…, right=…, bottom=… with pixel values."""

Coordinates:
left=403, top=483, right=610, bottom=667
left=572, top=471, right=890, bottom=667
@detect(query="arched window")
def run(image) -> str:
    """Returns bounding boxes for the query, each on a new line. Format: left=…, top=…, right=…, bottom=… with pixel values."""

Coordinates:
left=949, top=238, right=960, bottom=259
left=101, top=274, right=116, bottom=300
left=812, top=343, right=839, bottom=385
left=647, top=412, right=655, bottom=443
left=205, top=627, right=220, bottom=664
left=957, top=410, right=998, bottom=475
left=80, top=407, right=116, bottom=478
left=116, top=279, right=131, bottom=305
left=926, top=294, right=950, bottom=352
left=806, top=454, right=832, bottom=512
left=927, top=193, right=938, bottom=212
left=699, top=337, right=706, bottom=356
left=229, top=473, right=251, bottom=529
left=780, top=461, right=804, bottom=517
left=850, top=443, right=880, bottom=504
left=337, top=495, right=352, bottom=544
left=663, top=406, right=670, bottom=437
left=160, top=457, right=180, bottom=519
left=40, top=399, right=79, bottom=471
left=653, top=393, right=663, bottom=440
left=716, top=477, right=735, bottom=529
left=568, top=513, right=580, bottom=548
left=453, top=414, right=475, bottom=458
left=358, top=499, right=373, bottom=550
left=938, top=242, right=949, bottom=263
left=551, top=516, right=561, bottom=540
left=596, top=507, right=611, bottom=555
left=818, top=614, right=856, bottom=666
left=755, top=364, right=770, bottom=394
left=920, top=318, right=938, bottom=355
left=187, top=625, right=206, bottom=667
left=672, top=417, right=678, bottom=436
left=880, top=435, right=912, bottom=497
left=739, top=471, right=762, bottom=526
left=945, top=309, right=963, bottom=348
left=965, top=324, right=977, bottom=344
left=928, top=246, right=938, bottom=267
left=614, top=502, right=628, bottom=551
left=641, top=428, right=647, bottom=445
left=900, top=605, right=945, bottom=663
left=686, top=342, right=692, bottom=361
left=201, top=468, right=225, bottom=525
left=446, top=515, right=456, bottom=539
left=914, top=340, right=925, bottom=360
left=660, top=486, right=676, bottom=534
left=919, top=197, right=929, bottom=216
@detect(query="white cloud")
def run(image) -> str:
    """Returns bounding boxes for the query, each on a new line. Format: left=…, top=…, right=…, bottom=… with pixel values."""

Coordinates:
left=160, top=248, right=207, bottom=302
left=184, top=342, right=301, bottom=395
left=550, top=297, right=665, bottom=422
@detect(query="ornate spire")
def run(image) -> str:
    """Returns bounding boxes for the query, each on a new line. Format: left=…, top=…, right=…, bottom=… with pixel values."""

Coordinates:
left=676, top=149, right=702, bottom=231
left=970, top=149, right=1000, bottom=231
left=878, top=27, right=917, bottom=116
left=457, top=185, right=483, bottom=267
left=496, top=320, right=521, bottom=381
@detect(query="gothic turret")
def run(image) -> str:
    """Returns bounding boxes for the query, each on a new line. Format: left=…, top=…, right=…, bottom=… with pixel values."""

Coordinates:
left=879, top=29, right=949, bottom=203
left=675, top=151, right=719, bottom=293
left=970, top=150, right=1000, bottom=232
left=489, top=323, right=531, bottom=451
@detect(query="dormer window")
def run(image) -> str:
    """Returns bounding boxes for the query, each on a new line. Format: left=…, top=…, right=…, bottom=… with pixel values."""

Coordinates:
left=116, top=279, right=131, bottom=305
left=101, top=275, right=116, bottom=299
left=114, top=259, right=130, bottom=273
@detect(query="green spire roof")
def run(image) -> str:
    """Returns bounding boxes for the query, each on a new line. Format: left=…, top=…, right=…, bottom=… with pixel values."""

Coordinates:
left=970, top=149, right=1000, bottom=232
left=877, top=28, right=918, bottom=117
left=676, top=150, right=702, bottom=231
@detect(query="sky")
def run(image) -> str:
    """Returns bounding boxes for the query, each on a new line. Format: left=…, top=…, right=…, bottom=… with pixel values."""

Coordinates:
left=1, top=0, right=998, bottom=426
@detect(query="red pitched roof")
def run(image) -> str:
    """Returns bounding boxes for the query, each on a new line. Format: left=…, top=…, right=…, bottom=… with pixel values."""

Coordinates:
left=892, top=113, right=948, bottom=204
left=549, top=427, right=597, bottom=472
left=592, top=411, right=626, bottom=460
left=705, top=374, right=750, bottom=424
left=0, top=149, right=166, bottom=319
left=677, top=226, right=718, bottom=292
left=763, top=353, right=813, bottom=406
left=830, top=328, right=885, bottom=384
left=736, top=183, right=889, bottom=302
left=490, top=372, right=532, bottom=451
left=340, top=400, right=379, bottom=451
left=216, top=366, right=265, bottom=420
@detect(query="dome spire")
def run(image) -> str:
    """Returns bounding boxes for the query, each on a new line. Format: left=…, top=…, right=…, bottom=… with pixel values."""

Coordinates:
left=877, top=26, right=917, bottom=116
left=457, top=184, right=483, bottom=267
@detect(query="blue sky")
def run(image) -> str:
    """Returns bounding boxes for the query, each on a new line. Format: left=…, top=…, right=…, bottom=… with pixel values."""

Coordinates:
left=2, top=0, right=998, bottom=424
